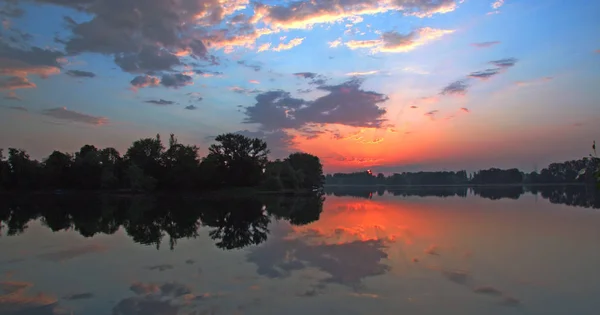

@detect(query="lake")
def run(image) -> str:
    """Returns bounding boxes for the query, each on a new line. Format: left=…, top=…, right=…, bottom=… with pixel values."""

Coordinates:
left=1, top=186, right=599, bottom=315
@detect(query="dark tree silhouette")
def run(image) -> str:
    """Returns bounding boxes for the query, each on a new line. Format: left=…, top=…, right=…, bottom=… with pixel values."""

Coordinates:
left=207, top=133, right=269, bottom=187
left=285, top=152, right=325, bottom=190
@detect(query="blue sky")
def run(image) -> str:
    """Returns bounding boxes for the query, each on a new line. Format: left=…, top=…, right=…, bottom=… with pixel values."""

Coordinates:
left=0, top=0, right=599, bottom=173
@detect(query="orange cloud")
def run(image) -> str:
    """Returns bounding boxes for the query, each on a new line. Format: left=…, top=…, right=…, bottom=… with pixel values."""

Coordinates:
left=249, top=80, right=260, bottom=84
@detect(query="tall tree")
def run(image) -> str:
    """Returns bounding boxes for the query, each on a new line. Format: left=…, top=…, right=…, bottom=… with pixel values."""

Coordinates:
left=43, top=150, right=73, bottom=189
left=208, top=133, right=269, bottom=187
left=7, top=148, right=40, bottom=189
left=73, top=145, right=102, bottom=189
left=125, top=134, right=164, bottom=184
left=162, top=134, right=200, bottom=190
left=285, top=152, right=324, bottom=190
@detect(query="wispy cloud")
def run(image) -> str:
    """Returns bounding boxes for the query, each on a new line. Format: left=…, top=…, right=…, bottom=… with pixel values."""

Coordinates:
left=515, top=76, right=553, bottom=87
left=328, top=37, right=342, bottom=48
left=66, top=69, right=96, bottom=78
left=345, top=27, right=455, bottom=53
left=145, top=99, right=175, bottom=105
left=440, top=80, right=469, bottom=96
left=249, top=79, right=260, bottom=84
left=471, top=41, right=500, bottom=48
left=185, top=105, right=198, bottom=110
left=492, top=0, right=505, bottom=9
left=272, top=37, right=305, bottom=52
left=41, top=107, right=108, bottom=125
left=346, top=70, right=379, bottom=76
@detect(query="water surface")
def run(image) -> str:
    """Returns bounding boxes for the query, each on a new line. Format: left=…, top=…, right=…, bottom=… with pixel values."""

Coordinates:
left=1, top=187, right=599, bottom=315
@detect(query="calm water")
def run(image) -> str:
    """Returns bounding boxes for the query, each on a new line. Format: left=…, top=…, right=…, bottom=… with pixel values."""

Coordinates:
left=1, top=186, right=599, bottom=315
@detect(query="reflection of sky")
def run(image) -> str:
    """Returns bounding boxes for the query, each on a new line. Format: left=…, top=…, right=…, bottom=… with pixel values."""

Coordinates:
left=1, top=1, right=599, bottom=173
left=2, top=194, right=600, bottom=314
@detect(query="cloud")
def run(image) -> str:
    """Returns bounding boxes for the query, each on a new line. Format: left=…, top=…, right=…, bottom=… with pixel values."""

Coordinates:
left=328, top=37, right=342, bottom=48
left=63, top=293, right=94, bottom=300
left=160, top=73, right=193, bottom=88
left=272, top=37, right=305, bottom=52
left=244, top=78, right=388, bottom=131
left=442, top=269, right=470, bottom=285
left=0, top=42, right=63, bottom=79
left=237, top=60, right=262, bottom=72
left=471, top=41, right=501, bottom=48
left=515, top=76, right=553, bottom=87
left=37, top=244, right=108, bottom=261
left=473, top=286, right=503, bottom=296
left=185, top=105, right=198, bottom=110
left=252, top=0, right=459, bottom=30
left=145, top=99, right=175, bottom=105
left=41, top=107, right=109, bottom=126
left=146, top=264, right=174, bottom=272
left=424, top=110, right=439, bottom=120
left=229, top=86, right=263, bottom=95
left=249, top=79, right=260, bottom=84
left=0, top=76, right=36, bottom=90
left=440, top=80, right=469, bottom=95
left=66, top=69, right=95, bottom=78
left=293, top=72, right=328, bottom=85
left=346, top=70, right=379, bottom=76
left=468, top=68, right=501, bottom=80
left=4, top=91, right=21, bottom=101
left=130, top=75, right=160, bottom=89
left=460, top=107, right=470, bottom=113
left=492, top=0, right=505, bottom=9
left=7, top=106, right=27, bottom=112
left=345, top=27, right=454, bottom=53
left=114, top=281, right=196, bottom=315
left=257, top=43, right=271, bottom=52
left=490, top=58, right=518, bottom=68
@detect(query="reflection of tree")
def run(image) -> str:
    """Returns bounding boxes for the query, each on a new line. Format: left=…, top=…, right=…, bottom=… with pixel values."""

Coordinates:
left=535, top=185, right=600, bottom=209
left=200, top=198, right=270, bottom=250
left=0, top=193, right=324, bottom=250
left=471, top=186, right=524, bottom=200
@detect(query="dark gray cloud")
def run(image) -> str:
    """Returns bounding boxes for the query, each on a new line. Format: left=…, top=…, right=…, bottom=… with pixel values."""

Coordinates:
left=442, top=269, right=470, bottom=285
left=293, top=72, right=328, bottom=85
left=490, top=58, right=518, bottom=68
left=130, top=75, right=160, bottom=88
left=8, top=105, right=27, bottom=111
left=238, top=60, right=262, bottom=72
left=144, top=99, right=175, bottom=105
left=297, top=88, right=312, bottom=93
left=244, top=78, right=387, bottom=131
left=471, top=41, right=500, bottom=48
left=114, top=46, right=181, bottom=74
left=4, top=91, right=22, bottom=101
left=41, top=107, right=108, bottom=125
left=146, top=264, right=174, bottom=271
left=230, top=86, right=263, bottom=95
left=63, top=292, right=94, bottom=300
left=160, top=73, right=193, bottom=88
left=440, top=80, right=469, bottom=96
left=0, top=42, right=63, bottom=81
left=66, top=69, right=96, bottom=78
left=473, top=286, right=503, bottom=296
left=468, top=68, right=501, bottom=80
left=0, top=4, right=25, bottom=18
left=184, top=105, right=197, bottom=110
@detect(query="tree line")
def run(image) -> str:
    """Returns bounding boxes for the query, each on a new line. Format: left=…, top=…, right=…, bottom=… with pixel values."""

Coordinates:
left=325, top=157, right=600, bottom=187
left=0, top=133, right=325, bottom=192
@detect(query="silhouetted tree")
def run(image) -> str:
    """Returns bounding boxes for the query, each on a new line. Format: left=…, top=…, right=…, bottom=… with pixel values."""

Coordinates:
left=125, top=134, right=164, bottom=185
left=162, top=134, right=200, bottom=190
left=207, top=133, right=269, bottom=187
left=285, top=152, right=324, bottom=190
left=6, top=148, right=40, bottom=189
left=42, top=151, right=73, bottom=189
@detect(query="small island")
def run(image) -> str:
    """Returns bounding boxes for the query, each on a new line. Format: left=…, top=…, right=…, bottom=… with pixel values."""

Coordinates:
left=0, top=133, right=325, bottom=195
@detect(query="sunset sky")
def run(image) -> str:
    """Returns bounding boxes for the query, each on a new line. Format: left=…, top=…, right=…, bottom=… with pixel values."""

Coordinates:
left=0, top=0, right=598, bottom=173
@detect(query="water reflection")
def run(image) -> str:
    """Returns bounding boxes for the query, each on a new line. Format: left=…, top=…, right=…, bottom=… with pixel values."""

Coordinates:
left=1, top=188, right=600, bottom=314
left=325, top=185, right=600, bottom=208
left=0, top=193, right=324, bottom=250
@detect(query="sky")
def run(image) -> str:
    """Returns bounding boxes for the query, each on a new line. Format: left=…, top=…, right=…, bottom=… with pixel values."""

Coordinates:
left=0, top=0, right=598, bottom=174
